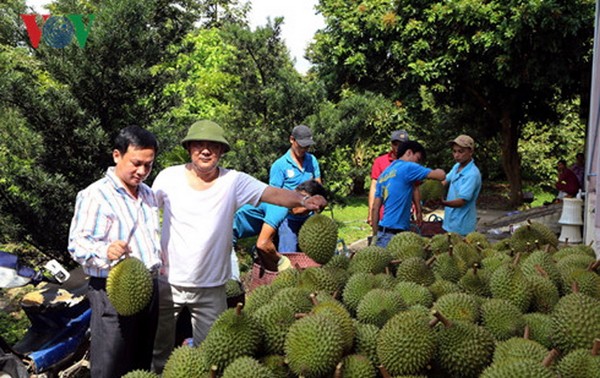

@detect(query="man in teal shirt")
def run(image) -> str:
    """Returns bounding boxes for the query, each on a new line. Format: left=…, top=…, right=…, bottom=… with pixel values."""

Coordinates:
left=442, top=134, right=482, bottom=236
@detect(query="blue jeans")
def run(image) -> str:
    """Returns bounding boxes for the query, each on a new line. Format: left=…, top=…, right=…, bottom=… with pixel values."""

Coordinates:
left=375, top=230, right=396, bottom=248
left=277, top=217, right=306, bottom=252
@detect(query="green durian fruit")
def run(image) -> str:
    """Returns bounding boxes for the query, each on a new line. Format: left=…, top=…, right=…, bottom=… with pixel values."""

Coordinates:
left=297, top=267, right=338, bottom=294
left=342, top=273, right=382, bottom=313
left=298, top=214, right=338, bottom=264
left=395, top=257, right=435, bottom=286
left=203, top=304, right=262, bottom=371
left=452, top=242, right=481, bottom=270
left=386, top=231, right=427, bottom=260
left=353, top=320, right=380, bottom=366
left=270, top=287, right=313, bottom=314
left=121, top=370, right=159, bottom=378
left=243, top=284, right=278, bottom=313
left=162, top=345, right=209, bottom=378
left=458, top=263, right=491, bottom=297
left=551, top=292, right=600, bottom=354
left=106, top=257, right=153, bottom=316
left=394, top=281, right=434, bottom=308
left=480, top=358, right=555, bottom=378
left=432, top=292, right=480, bottom=323
left=377, top=309, right=436, bottom=376
left=432, top=252, right=466, bottom=283
left=523, top=312, right=554, bottom=349
left=260, top=354, right=291, bottom=378
left=269, top=268, right=300, bottom=290
left=311, top=298, right=356, bottom=352
left=251, top=301, right=297, bottom=355
left=527, top=273, right=560, bottom=313
left=433, top=312, right=495, bottom=378
left=420, top=179, right=445, bottom=202
left=347, top=246, right=392, bottom=275
left=336, top=354, right=377, bottom=378
left=492, top=337, right=548, bottom=364
left=284, top=313, right=344, bottom=378
left=465, top=231, right=491, bottom=249
left=428, top=279, right=462, bottom=300
left=221, top=356, right=275, bottom=378
left=225, top=279, right=244, bottom=298
left=556, top=341, right=600, bottom=378
left=356, top=288, right=406, bottom=328
left=489, top=259, right=532, bottom=312
left=480, top=298, right=525, bottom=341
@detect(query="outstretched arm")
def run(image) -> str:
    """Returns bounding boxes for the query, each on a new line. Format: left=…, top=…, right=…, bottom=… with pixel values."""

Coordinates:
left=260, top=186, right=327, bottom=211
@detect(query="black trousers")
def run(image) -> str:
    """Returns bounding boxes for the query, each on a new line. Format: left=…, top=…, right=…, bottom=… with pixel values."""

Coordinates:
left=88, top=277, right=158, bottom=378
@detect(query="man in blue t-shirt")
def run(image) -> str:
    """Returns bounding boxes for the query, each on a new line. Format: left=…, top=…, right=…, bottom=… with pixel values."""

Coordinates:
left=372, top=140, right=446, bottom=248
left=442, top=134, right=482, bottom=236
left=269, top=125, right=322, bottom=252
left=233, top=179, right=326, bottom=270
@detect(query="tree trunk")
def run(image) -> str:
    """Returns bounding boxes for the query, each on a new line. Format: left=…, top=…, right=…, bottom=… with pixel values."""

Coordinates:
left=500, top=110, right=523, bottom=206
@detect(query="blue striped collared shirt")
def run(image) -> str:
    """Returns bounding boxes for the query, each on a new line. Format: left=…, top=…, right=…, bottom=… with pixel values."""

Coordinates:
left=67, top=167, right=162, bottom=278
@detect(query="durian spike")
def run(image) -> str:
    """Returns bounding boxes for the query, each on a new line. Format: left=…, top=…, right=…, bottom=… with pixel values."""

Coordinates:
left=592, top=339, right=600, bottom=356
left=235, top=302, right=244, bottom=316
left=542, top=349, right=559, bottom=367
left=512, top=252, right=521, bottom=267
left=309, top=293, right=319, bottom=306
left=431, top=310, right=453, bottom=328
left=334, top=362, right=343, bottom=378
left=534, top=264, right=549, bottom=278
left=523, top=324, right=530, bottom=340
left=378, top=365, right=393, bottom=378
left=426, top=255, right=436, bottom=267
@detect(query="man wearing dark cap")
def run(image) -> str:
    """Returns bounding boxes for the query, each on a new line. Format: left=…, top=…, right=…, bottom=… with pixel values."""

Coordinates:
left=151, top=120, right=327, bottom=372
left=269, top=124, right=322, bottom=252
left=368, top=130, right=414, bottom=226
left=442, top=134, right=482, bottom=236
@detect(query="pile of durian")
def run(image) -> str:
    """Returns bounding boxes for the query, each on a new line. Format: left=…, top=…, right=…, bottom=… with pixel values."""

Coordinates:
left=125, top=216, right=600, bottom=378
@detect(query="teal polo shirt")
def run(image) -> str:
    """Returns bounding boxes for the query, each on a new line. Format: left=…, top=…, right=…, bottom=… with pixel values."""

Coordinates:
left=442, top=160, right=482, bottom=236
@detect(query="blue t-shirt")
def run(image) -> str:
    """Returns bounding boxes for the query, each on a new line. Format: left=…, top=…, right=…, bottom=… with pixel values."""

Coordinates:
left=270, top=149, right=321, bottom=222
left=375, top=160, right=432, bottom=231
left=442, top=160, right=482, bottom=236
left=233, top=202, right=289, bottom=240
left=269, top=149, right=321, bottom=190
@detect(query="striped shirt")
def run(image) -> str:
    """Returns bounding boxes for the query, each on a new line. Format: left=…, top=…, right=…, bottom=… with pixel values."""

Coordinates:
left=68, top=167, right=162, bottom=278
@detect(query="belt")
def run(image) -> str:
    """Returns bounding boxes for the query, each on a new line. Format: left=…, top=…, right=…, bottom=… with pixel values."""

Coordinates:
left=380, top=226, right=405, bottom=235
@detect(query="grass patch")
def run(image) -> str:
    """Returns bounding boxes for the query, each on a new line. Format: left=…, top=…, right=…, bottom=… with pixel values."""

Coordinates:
left=325, top=196, right=370, bottom=246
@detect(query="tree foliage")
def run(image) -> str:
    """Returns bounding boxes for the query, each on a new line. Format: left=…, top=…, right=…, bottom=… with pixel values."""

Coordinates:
left=309, top=0, right=595, bottom=204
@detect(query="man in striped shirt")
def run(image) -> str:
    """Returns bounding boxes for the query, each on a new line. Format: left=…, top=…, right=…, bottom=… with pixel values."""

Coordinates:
left=68, top=126, right=162, bottom=378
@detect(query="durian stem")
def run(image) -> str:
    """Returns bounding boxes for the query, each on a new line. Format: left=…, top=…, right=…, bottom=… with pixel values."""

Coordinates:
left=527, top=219, right=532, bottom=225
left=385, top=266, right=391, bottom=275
left=565, top=237, right=569, bottom=245
left=534, top=264, right=549, bottom=278
left=429, top=317, right=440, bottom=328
left=426, top=256, right=436, bottom=267
left=542, top=349, right=559, bottom=367
left=431, top=310, right=453, bottom=328
left=334, top=362, right=343, bottom=378
left=523, top=325, right=530, bottom=340
left=535, top=240, right=541, bottom=250
left=544, top=244, right=551, bottom=254
left=378, top=365, right=393, bottom=378
left=210, top=365, right=218, bottom=378
left=309, top=293, right=319, bottom=306
left=592, top=339, right=600, bottom=356
left=448, top=245, right=454, bottom=257
left=295, top=313, right=308, bottom=319
left=512, top=252, right=521, bottom=267
left=590, top=260, right=600, bottom=271
left=235, top=302, right=244, bottom=316
left=390, top=259, right=402, bottom=266
left=572, top=281, right=580, bottom=293
left=472, top=263, right=479, bottom=275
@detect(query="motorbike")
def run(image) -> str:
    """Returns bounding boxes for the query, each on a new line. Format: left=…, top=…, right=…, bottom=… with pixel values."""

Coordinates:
left=0, top=251, right=91, bottom=378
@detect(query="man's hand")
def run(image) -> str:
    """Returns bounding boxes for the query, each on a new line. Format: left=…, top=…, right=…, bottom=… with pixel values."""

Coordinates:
left=303, top=195, right=327, bottom=211
left=107, top=240, right=130, bottom=261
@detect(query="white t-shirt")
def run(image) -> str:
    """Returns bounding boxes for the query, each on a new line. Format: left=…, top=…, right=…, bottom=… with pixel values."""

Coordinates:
left=153, top=165, right=267, bottom=287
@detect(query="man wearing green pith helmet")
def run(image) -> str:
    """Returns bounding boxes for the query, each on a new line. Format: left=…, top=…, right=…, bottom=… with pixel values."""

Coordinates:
left=151, top=120, right=327, bottom=373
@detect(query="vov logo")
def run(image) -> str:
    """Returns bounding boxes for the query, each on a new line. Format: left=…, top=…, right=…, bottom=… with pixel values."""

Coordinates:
left=20, top=14, right=95, bottom=49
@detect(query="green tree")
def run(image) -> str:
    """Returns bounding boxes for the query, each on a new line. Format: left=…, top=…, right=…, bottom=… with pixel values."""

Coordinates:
left=0, top=0, right=201, bottom=263
left=309, top=0, right=594, bottom=205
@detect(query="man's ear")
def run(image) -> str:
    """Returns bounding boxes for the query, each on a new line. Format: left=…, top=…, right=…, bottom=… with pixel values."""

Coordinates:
left=112, top=149, right=122, bottom=164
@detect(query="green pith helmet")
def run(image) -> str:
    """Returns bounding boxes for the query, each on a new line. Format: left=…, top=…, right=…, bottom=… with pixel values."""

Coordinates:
left=181, top=120, right=231, bottom=153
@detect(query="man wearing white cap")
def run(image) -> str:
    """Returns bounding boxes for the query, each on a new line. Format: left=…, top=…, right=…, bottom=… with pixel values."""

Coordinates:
left=442, top=134, right=482, bottom=236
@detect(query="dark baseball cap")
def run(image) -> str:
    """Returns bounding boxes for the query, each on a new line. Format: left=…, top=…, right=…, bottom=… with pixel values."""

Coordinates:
left=291, top=125, right=315, bottom=147
left=391, top=130, right=409, bottom=142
